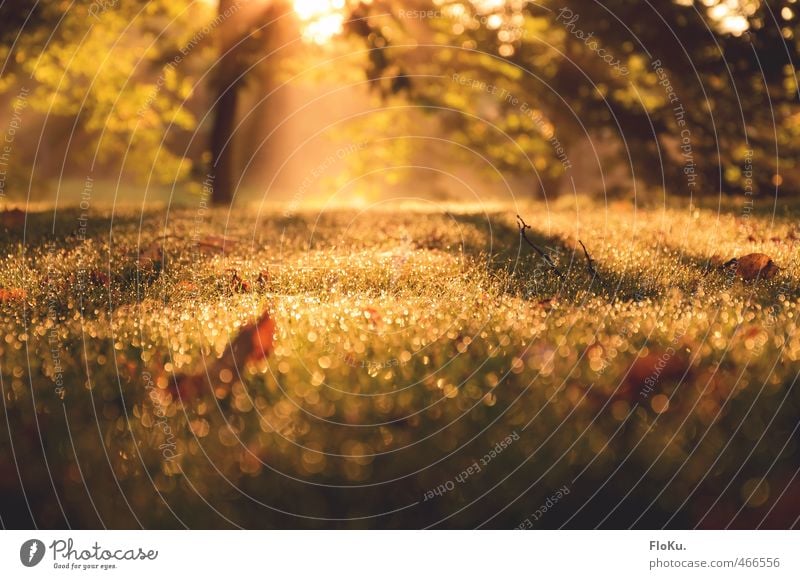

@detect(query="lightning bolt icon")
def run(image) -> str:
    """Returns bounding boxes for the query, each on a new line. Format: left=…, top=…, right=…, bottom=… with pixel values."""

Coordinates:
left=28, top=542, right=38, bottom=563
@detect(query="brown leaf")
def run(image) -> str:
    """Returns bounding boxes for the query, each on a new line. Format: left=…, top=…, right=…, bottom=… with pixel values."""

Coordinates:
left=363, top=307, right=382, bottom=327
left=176, top=281, right=197, bottom=292
left=256, top=270, right=270, bottom=290
left=228, top=269, right=250, bottom=293
left=197, top=235, right=238, bottom=254
left=0, top=209, right=26, bottom=230
left=734, top=253, right=779, bottom=281
left=89, top=270, right=110, bottom=287
left=628, top=352, right=689, bottom=386
left=247, top=309, right=276, bottom=362
left=167, top=308, right=275, bottom=406
left=587, top=350, right=693, bottom=406
left=0, top=287, right=26, bottom=302
left=169, top=373, right=207, bottom=403
left=138, top=243, right=163, bottom=268
left=222, top=308, right=276, bottom=365
left=537, top=297, right=557, bottom=311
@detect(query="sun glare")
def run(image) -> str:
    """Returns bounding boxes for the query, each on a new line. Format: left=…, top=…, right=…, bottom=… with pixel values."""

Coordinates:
left=703, top=0, right=758, bottom=36
left=293, top=0, right=346, bottom=43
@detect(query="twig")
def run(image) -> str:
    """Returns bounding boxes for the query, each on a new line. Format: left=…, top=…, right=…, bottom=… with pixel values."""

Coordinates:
left=578, top=239, right=602, bottom=281
left=516, top=215, right=563, bottom=279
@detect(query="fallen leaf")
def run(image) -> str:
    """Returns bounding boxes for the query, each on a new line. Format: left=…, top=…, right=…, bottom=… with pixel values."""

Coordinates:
left=585, top=350, right=692, bottom=407
left=176, top=281, right=197, bottom=292
left=628, top=352, right=690, bottom=387
left=247, top=309, right=276, bottom=362
left=0, top=287, right=26, bottom=302
left=197, top=235, right=238, bottom=254
left=167, top=308, right=275, bottom=406
left=256, top=270, right=270, bottom=290
left=222, top=308, right=276, bottom=364
left=138, top=242, right=164, bottom=269
left=733, top=253, right=779, bottom=281
left=0, top=208, right=26, bottom=229
left=228, top=269, right=250, bottom=293
left=363, top=307, right=382, bottom=327
left=169, top=373, right=206, bottom=402
left=89, top=270, right=110, bottom=287
left=537, top=297, right=557, bottom=311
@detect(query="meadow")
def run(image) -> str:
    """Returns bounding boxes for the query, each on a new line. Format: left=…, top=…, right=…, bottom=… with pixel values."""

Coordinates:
left=1, top=196, right=798, bottom=529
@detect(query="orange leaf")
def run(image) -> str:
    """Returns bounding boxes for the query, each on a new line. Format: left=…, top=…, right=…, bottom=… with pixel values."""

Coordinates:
left=228, top=270, right=250, bottom=293
left=734, top=253, right=779, bottom=281
left=248, top=310, right=276, bottom=362
left=0, top=287, right=26, bottom=302
left=256, top=270, right=270, bottom=290
left=176, top=281, right=197, bottom=292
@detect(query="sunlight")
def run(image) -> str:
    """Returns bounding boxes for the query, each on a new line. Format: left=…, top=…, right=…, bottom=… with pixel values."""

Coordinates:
left=703, top=0, right=759, bottom=35
left=293, top=0, right=346, bottom=43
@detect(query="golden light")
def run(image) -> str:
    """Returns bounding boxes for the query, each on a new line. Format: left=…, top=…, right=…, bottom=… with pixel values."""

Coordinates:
left=703, top=0, right=758, bottom=36
left=293, top=0, right=346, bottom=44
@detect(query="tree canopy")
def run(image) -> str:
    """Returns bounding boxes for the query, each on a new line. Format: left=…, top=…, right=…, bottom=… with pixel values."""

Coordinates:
left=1, top=0, right=798, bottom=202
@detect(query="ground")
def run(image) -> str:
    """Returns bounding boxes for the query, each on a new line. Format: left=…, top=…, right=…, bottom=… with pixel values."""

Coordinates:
left=1, top=196, right=799, bottom=528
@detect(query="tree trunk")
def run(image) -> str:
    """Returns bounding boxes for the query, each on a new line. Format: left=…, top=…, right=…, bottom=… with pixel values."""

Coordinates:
left=210, top=80, right=239, bottom=206
left=209, top=0, right=242, bottom=206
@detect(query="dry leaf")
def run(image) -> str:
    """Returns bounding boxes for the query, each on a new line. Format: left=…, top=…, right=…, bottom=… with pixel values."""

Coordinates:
left=538, top=297, right=557, bottom=311
left=0, top=287, right=26, bottom=302
left=363, top=307, right=382, bottom=327
left=197, top=235, right=238, bottom=254
left=89, top=270, right=110, bottom=287
left=168, top=308, right=275, bottom=406
left=138, top=243, right=163, bottom=269
left=256, top=270, right=270, bottom=290
left=247, top=310, right=276, bottom=362
left=0, top=208, right=26, bottom=229
left=228, top=269, right=250, bottom=293
left=170, top=373, right=206, bottom=402
left=733, top=253, right=779, bottom=281
left=221, top=308, right=276, bottom=365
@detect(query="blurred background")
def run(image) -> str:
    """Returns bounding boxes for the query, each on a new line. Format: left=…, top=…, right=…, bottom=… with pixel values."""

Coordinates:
left=0, top=0, right=798, bottom=208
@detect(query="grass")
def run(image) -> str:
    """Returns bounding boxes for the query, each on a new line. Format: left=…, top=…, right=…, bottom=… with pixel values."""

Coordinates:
left=1, top=196, right=799, bottom=529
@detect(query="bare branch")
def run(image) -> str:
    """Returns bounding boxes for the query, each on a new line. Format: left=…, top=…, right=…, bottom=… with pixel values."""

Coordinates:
left=578, top=239, right=602, bottom=281
left=517, top=215, right=563, bottom=279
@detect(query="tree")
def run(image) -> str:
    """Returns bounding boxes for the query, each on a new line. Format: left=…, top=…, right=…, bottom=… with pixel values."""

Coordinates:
left=208, top=0, right=247, bottom=207
left=0, top=1, right=206, bottom=188
left=345, top=0, right=800, bottom=198
left=206, top=0, right=286, bottom=206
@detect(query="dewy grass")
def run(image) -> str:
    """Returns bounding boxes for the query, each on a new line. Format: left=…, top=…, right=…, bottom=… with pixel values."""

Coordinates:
left=1, top=198, right=798, bottom=528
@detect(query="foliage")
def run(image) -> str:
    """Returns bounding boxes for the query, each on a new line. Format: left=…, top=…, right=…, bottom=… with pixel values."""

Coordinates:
left=0, top=1, right=215, bottom=185
left=347, top=0, right=800, bottom=196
